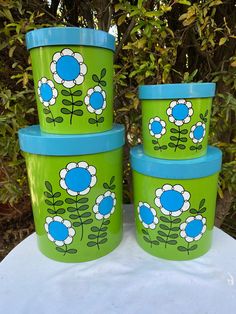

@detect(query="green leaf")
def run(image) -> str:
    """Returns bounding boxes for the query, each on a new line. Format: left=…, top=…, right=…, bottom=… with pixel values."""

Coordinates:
left=81, top=212, right=91, bottom=218
left=190, top=208, right=198, bottom=214
left=73, top=109, right=83, bottom=116
left=91, top=226, right=100, bottom=232
left=142, top=229, right=149, bottom=235
left=199, top=198, right=206, bottom=208
left=78, top=205, right=89, bottom=211
left=170, top=128, right=179, bottom=133
left=100, top=227, right=108, bottom=232
left=158, top=230, right=168, bottom=237
left=167, top=240, right=177, bottom=245
left=61, top=90, right=71, bottom=96
left=168, top=142, right=176, bottom=148
left=152, top=139, right=158, bottom=144
left=67, top=207, right=77, bottom=212
left=53, top=192, right=61, bottom=198
left=172, top=218, right=181, bottom=223
left=46, top=117, right=55, bottom=123
left=88, top=234, right=97, bottom=239
left=72, top=90, right=82, bottom=96
left=61, top=108, right=72, bottom=114
left=180, top=129, right=188, bottom=134
left=154, top=146, right=160, bottom=150
left=103, top=220, right=110, bottom=226
left=54, top=116, right=63, bottom=123
left=99, top=232, right=107, bottom=238
left=171, top=227, right=179, bottom=232
left=77, top=198, right=88, bottom=203
left=143, top=236, right=151, bottom=243
left=170, top=136, right=178, bottom=141
left=99, top=238, right=107, bottom=245
left=43, top=108, right=50, bottom=114
left=200, top=113, right=204, bottom=120
left=44, top=191, right=53, bottom=198
left=197, top=145, right=203, bottom=150
left=110, top=176, right=115, bottom=185
left=45, top=181, right=53, bottom=193
left=190, top=146, right=197, bottom=151
left=74, top=100, right=83, bottom=106
left=178, top=246, right=188, bottom=252
left=101, top=68, right=106, bottom=78
left=97, top=116, right=104, bottom=123
left=92, top=74, right=99, bottom=82
left=156, top=236, right=165, bottom=243
left=103, top=183, right=110, bottom=189
left=161, top=145, right=167, bottom=150
left=56, top=208, right=65, bottom=214
left=87, top=241, right=97, bottom=247
left=62, top=99, right=72, bottom=106
left=69, top=214, right=79, bottom=219
left=54, top=200, right=63, bottom=206
left=179, top=137, right=187, bottom=142
left=83, top=219, right=93, bottom=224
left=65, top=198, right=76, bottom=204
left=67, top=249, right=77, bottom=254
left=169, top=233, right=178, bottom=239
left=160, top=224, right=170, bottom=230
left=88, top=118, right=97, bottom=124
left=45, top=199, right=53, bottom=206
left=152, top=240, right=159, bottom=246
left=73, top=222, right=82, bottom=227
left=47, top=209, right=56, bottom=214
left=189, top=244, right=198, bottom=251
left=198, top=207, right=206, bottom=213
left=110, top=185, right=116, bottom=190
left=160, top=216, right=171, bottom=223
left=99, top=81, right=106, bottom=87
left=56, top=247, right=65, bottom=253
left=177, top=144, right=186, bottom=149
left=204, top=110, right=208, bottom=117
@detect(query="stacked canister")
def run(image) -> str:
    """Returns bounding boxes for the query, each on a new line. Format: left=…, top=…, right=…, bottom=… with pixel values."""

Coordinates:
left=131, top=84, right=222, bottom=260
left=18, top=28, right=125, bottom=262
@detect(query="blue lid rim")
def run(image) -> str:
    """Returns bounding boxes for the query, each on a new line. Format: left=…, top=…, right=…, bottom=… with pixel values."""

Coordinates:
left=130, top=145, right=222, bottom=179
left=139, top=83, right=216, bottom=99
left=26, top=27, right=115, bottom=52
left=19, top=124, right=125, bottom=156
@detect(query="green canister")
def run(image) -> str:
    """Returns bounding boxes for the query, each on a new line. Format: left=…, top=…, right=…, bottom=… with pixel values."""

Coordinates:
left=139, top=83, right=216, bottom=159
left=19, top=124, right=124, bottom=262
left=130, top=145, right=222, bottom=260
left=26, top=27, right=115, bottom=134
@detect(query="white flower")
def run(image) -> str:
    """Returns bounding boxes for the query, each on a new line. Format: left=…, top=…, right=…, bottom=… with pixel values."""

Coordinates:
left=84, top=85, right=106, bottom=115
left=189, top=122, right=206, bottom=143
left=137, top=201, right=158, bottom=229
left=59, top=162, right=96, bottom=196
left=155, top=184, right=191, bottom=217
left=180, top=215, right=207, bottom=242
left=166, top=99, right=193, bottom=126
left=50, top=48, right=87, bottom=88
left=149, top=117, right=166, bottom=139
left=93, top=191, right=116, bottom=220
left=37, top=77, right=58, bottom=107
left=44, top=216, right=76, bottom=247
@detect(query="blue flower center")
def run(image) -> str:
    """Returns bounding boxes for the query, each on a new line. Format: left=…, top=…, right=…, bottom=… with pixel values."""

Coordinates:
left=90, top=92, right=104, bottom=110
left=193, top=125, right=204, bottom=140
left=151, top=121, right=163, bottom=135
left=185, top=219, right=204, bottom=238
left=98, top=196, right=114, bottom=215
left=56, top=55, right=80, bottom=81
left=172, top=103, right=189, bottom=120
left=65, top=167, right=92, bottom=192
left=40, top=83, right=53, bottom=102
left=48, top=221, right=69, bottom=241
left=160, top=190, right=184, bottom=212
left=139, top=205, right=154, bottom=224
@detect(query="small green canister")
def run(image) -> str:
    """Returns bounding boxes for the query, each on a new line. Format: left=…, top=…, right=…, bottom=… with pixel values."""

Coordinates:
left=139, top=83, right=216, bottom=159
left=19, top=124, right=124, bottom=262
left=130, top=145, right=222, bottom=260
left=26, top=27, right=115, bottom=134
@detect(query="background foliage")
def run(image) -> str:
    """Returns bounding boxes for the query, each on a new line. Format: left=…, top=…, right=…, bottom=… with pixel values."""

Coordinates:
left=0, top=0, right=235, bottom=239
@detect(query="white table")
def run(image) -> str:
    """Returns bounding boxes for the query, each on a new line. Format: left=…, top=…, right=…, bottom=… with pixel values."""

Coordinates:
left=0, top=206, right=236, bottom=314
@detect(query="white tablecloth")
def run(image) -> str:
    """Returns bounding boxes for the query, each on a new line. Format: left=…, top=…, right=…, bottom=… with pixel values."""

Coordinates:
left=0, top=206, right=236, bottom=314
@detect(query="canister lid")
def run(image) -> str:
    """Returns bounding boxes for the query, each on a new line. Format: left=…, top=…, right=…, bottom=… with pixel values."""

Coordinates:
left=139, top=83, right=216, bottom=99
left=26, top=27, right=115, bottom=52
left=19, top=124, right=125, bottom=156
left=130, top=145, right=222, bottom=179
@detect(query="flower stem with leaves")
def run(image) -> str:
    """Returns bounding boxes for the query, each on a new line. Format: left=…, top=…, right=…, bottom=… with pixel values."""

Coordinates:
left=142, top=229, right=159, bottom=247
left=43, top=107, right=63, bottom=126
left=44, top=181, right=65, bottom=215
left=61, top=89, right=83, bottom=124
left=168, top=127, right=188, bottom=152
left=157, top=216, right=180, bottom=248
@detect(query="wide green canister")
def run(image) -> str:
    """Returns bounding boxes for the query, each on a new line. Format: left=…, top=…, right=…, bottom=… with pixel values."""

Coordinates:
left=139, top=83, right=216, bottom=159
left=19, top=124, right=124, bottom=262
left=26, top=27, right=115, bottom=134
left=130, top=145, right=222, bottom=260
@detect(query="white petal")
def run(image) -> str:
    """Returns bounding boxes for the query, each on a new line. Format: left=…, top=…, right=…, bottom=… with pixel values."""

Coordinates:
left=54, top=216, right=63, bottom=222
left=173, top=184, right=184, bottom=193
left=180, top=223, right=187, bottom=230
left=60, top=179, right=67, bottom=190
left=93, top=205, right=99, bottom=213
left=102, top=101, right=106, bottom=109
left=202, top=225, right=206, bottom=233
left=105, top=191, right=112, bottom=197
left=64, top=237, right=73, bottom=245
left=77, top=161, right=88, bottom=168
left=49, top=98, right=56, bottom=105
left=170, top=210, right=182, bottom=217
left=182, top=201, right=190, bottom=211
left=189, top=132, right=194, bottom=139
left=41, top=77, right=47, bottom=83
left=84, top=96, right=90, bottom=105
left=138, top=214, right=142, bottom=221
left=63, top=80, right=75, bottom=88
left=184, top=116, right=191, bottom=124
left=142, top=222, right=148, bottom=228
left=183, top=191, right=190, bottom=200
left=110, top=207, right=115, bottom=214
left=63, top=220, right=71, bottom=228
left=160, top=208, right=171, bottom=216
left=95, top=109, right=102, bottom=115
left=74, top=52, right=83, bottom=62
left=161, top=128, right=166, bottom=135
left=87, top=106, right=95, bottom=113
left=155, top=188, right=163, bottom=197
left=88, top=166, right=96, bottom=175
left=150, top=207, right=156, bottom=215
left=113, top=198, right=117, bottom=206
left=180, top=230, right=186, bottom=238
left=55, top=241, right=64, bottom=247
left=154, top=198, right=161, bottom=207
left=60, top=169, right=67, bottom=179
left=69, top=228, right=75, bottom=236
left=46, top=217, right=53, bottom=224
left=96, top=213, right=104, bottom=220
left=169, top=116, right=175, bottom=123
left=53, top=73, right=63, bottom=84
left=53, top=88, right=58, bottom=97
left=80, top=187, right=90, bottom=195
left=104, top=213, right=111, bottom=219
left=80, top=63, right=87, bottom=75
left=96, top=195, right=103, bottom=204
left=177, top=99, right=186, bottom=104
left=90, top=176, right=97, bottom=187
left=50, top=61, right=56, bottom=73
left=67, top=162, right=77, bottom=170
left=202, top=217, right=206, bottom=224
left=74, top=75, right=84, bottom=85
left=186, top=216, right=194, bottom=223
left=47, top=234, right=54, bottom=242
left=170, top=101, right=177, bottom=108
left=44, top=224, right=49, bottom=232
left=43, top=101, right=50, bottom=107
left=154, top=133, right=161, bottom=139
left=52, top=52, right=61, bottom=61
left=194, top=234, right=202, bottom=241
left=101, top=91, right=106, bottom=99
left=150, top=131, right=154, bottom=136
left=161, top=121, right=166, bottom=127
left=196, top=215, right=202, bottom=220
left=154, top=117, right=161, bottom=122
left=87, top=88, right=94, bottom=95
left=67, top=189, right=78, bottom=196
left=47, top=80, right=54, bottom=88
left=185, top=236, right=193, bottom=242
left=175, top=120, right=183, bottom=126
left=94, top=85, right=102, bottom=92
left=188, top=108, right=194, bottom=116
left=153, top=217, right=158, bottom=224
left=149, top=223, right=155, bottom=230
left=193, top=139, right=198, bottom=144
left=61, top=48, right=73, bottom=56
left=166, top=108, right=172, bottom=115
left=186, top=101, right=192, bottom=108
left=163, top=184, right=172, bottom=191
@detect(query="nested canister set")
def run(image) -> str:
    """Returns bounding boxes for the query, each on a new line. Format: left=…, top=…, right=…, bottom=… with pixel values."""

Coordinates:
left=18, top=27, right=222, bottom=263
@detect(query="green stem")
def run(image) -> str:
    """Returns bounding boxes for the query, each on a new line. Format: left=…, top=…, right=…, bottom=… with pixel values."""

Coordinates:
left=70, top=88, right=74, bottom=125
left=156, top=139, right=162, bottom=152
left=46, top=106, right=56, bottom=126
left=95, top=113, right=98, bottom=126
left=75, top=195, right=83, bottom=241
left=187, top=242, right=190, bottom=255
left=174, top=126, right=181, bottom=152
left=63, top=244, right=68, bottom=256
left=147, top=229, right=153, bottom=248
left=96, top=218, right=105, bottom=250
left=165, top=216, right=173, bottom=248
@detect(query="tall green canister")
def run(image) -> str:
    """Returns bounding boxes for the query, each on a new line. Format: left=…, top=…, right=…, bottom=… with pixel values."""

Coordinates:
left=26, top=27, right=115, bottom=134
left=19, top=124, right=124, bottom=262
left=130, top=145, right=222, bottom=260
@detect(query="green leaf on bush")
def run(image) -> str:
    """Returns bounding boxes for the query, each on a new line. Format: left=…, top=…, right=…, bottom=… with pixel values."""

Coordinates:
left=156, top=236, right=165, bottom=242
left=99, top=232, right=107, bottom=238
left=199, top=198, right=205, bottom=208
left=179, top=137, right=187, bottom=142
left=160, top=224, right=170, bottom=230
left=167, top=239, right=177, bottom=245
left=53, top=192, right=61, bottom=198
left=197, top=145, right=203, bottom=150
left=47, top=209, right=56, bottom=214
left=54, top=200, right=63, bottom=206
left=69, top=214, right=79, bottom=219
left=172, top=218, right=181, bottom=223
left=73, top=222, right=82, bottom=227
left=45, top=199, right=53, bottom=206
left=169, top=233, right=178, bottom=239
left=190, top=208, right=198, bottom=214
left=81, top=212, right=91, bottom=218
left=161, top=145, right=167, bottom=150
left=103, top=183, right=110, bottom=189
left=152, top=140, right=158, bottom=144
left=67, top=207, right=77, bottom=212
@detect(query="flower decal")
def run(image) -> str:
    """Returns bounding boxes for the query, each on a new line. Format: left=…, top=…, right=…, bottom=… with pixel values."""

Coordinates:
left=59, top=162, right=96, bottom=196
left=149, top=117, right=166, bottom=139
left=167, top=99, right=193, bottom=126
left=44, top=216, right=75, bottom=246
left=190, top=122, right=206, bottom=143
left=155, top=184, right=190, bottom=217
left=93, top=191, right=116, bottom=220
left=138, top=202, right=159, bottom=229
left=180, top=215, right=207, bottom=242
left=38, top=77, right=58, bottom=107
left=84, top=86, right=106, bottom=115
left=50, top=48, right=87, bottom=88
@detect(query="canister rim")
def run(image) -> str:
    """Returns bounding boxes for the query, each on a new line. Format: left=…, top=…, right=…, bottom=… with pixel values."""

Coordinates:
left=130, top=145, right=222, bottom=179
left=139, top=83, right=216, bottom=99
left=26, top=27, right=115, bottom=52
left=18, top=124, right=125, bottom=156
